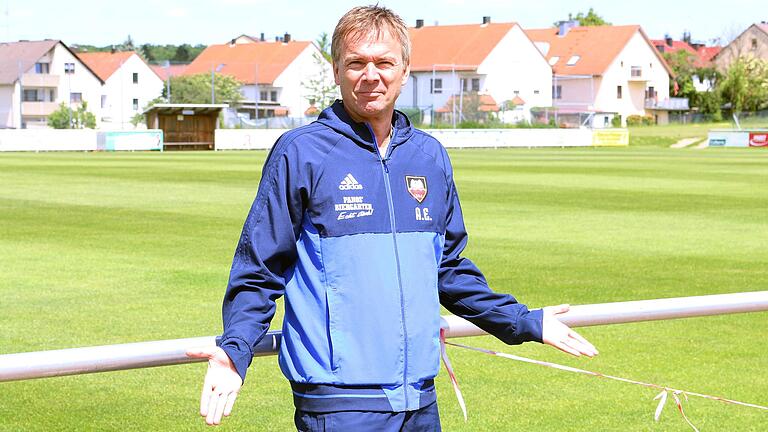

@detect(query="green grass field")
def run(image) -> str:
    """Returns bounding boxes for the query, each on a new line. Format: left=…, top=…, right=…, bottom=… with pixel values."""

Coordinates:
left=1, top=146, right=767, bottom=431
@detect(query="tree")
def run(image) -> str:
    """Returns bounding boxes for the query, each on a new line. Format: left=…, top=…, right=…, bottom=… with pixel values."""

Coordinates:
left=165, top=73, right=243, bottom=104
left=173, top=44, right=192, bottom=63
left=302, top=32, right=338, bottom=111
left=719, top=56, right=768, bottom=113
left=140, top=43, right=155, bottom=62
left=556, top=8, right=611, bottom=26
left=47, top=101, right=96, bottom=129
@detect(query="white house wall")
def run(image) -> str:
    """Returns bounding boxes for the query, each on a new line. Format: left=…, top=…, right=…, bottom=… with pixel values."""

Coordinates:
left=594, top=32, right=670, bottom=123
left=48, top=44, right=103, bottom=128
left=398, top=70, right=471, bottom=112
left=101, top=54, right=164, bottom=130
left=272, top=44, right=332, bottom=117
left=0, top=84, right=19, bottom=128
left=480, top=25, right=552, bottom=109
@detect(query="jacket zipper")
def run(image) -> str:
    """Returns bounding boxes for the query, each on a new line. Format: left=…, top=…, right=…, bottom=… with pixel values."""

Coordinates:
left=367, top=123, right=409, bottom=408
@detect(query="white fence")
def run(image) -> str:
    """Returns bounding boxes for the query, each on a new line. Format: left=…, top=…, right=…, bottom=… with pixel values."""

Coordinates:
left=1, top=128, right=628, bottom=152
left=214, top=128, right=628, bottom=150
left=1, top=291, right=766, bottom=382
left=0, top=129, right=164, bottom=152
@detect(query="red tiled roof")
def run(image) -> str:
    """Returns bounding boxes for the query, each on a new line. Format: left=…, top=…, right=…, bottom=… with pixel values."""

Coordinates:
left=409, top=22, right=516, bottom=72
left=182, top=41, right=312, bottom=84
left=150, top=64, right=188, bottom=80
left=651, top=39, right=721, bottom=68
left=527, top=25, right=673, bottom=77
left=511, top=95, right=526, bottom=105
left=77, top=51, right=135, bottom=81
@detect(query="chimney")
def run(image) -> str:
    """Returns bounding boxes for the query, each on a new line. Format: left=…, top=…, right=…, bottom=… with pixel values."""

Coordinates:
left=416, top=19, right=424, bottom=28
left=557, top=20, right=578, bottom=36
left=110, top=45, right=116, bottom=54
left=284, top=33, right=291, bottom=43
left=275, top=36, right=280, bottom=42
left=665, top=34, right=673, bottom=47
left=260, top=32, right=265, bottom=42
left=482, top=16, right=491, bottom=25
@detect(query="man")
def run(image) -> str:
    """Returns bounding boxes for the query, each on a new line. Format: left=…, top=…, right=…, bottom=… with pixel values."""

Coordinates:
left=188, top=6, right=597, bottom=431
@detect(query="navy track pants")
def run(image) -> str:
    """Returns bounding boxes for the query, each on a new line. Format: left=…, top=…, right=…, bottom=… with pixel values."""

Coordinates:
left=294, top=401, right=441, bottom=431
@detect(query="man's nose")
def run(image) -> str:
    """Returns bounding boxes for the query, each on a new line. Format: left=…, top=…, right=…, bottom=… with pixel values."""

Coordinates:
left=362, top=62, right=380, bottom=81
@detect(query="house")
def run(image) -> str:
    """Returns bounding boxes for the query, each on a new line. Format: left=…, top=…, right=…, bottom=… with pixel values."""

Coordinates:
left=398, top=17, right=552, bottom=125
left=77, top=51, right=164, bottom=129
left=181, top=34, right=332, bottom=120
left=0, top=40, right=103, bottom=129
left=713, top=22, right=768, bottom=71
left=651, top=36, right=721, bottom=92
left=526, top=22, right=681, bottom=126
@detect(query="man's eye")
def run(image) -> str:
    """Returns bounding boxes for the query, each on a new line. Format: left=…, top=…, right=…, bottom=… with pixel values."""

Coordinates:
left=347, top=61, right=364, bottom=69
left=377, top=61, right=395, bottom=69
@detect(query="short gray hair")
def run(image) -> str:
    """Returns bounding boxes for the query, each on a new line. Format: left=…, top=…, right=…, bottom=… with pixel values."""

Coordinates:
left=331, top=5, right=411, bottom=66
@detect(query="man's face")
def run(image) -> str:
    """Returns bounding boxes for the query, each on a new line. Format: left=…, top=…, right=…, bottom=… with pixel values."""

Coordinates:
left=333, top=29, right=410, bottom=123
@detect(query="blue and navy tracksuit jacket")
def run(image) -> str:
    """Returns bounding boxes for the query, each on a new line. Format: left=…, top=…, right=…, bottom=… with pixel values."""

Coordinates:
left=220, top=100, right=543, bottom=413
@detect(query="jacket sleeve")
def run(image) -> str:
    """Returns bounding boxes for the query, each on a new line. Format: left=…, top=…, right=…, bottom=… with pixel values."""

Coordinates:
left=219, top=138, right=308, bottom=382
left=437, top=152, right=543, bottom=345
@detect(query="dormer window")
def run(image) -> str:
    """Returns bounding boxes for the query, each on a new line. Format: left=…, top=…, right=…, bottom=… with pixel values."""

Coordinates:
left=548, top=56, right=559, bottom=66
left=566, top=55, right=580, bottom=66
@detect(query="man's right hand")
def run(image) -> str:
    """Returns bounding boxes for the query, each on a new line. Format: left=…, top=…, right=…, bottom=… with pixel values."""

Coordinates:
left=186, top=346, right=243, bottom=426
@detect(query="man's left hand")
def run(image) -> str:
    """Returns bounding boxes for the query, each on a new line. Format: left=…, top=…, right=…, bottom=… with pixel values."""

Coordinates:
left=541, top=304, right=598, bottom=357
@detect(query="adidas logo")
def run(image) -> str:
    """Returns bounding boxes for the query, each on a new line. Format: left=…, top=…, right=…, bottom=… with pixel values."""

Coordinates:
left=339, top=173, right=363, bottom=190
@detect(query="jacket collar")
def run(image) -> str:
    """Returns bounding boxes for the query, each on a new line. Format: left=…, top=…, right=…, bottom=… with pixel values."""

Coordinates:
left=317, top=100, right=414, bottom=151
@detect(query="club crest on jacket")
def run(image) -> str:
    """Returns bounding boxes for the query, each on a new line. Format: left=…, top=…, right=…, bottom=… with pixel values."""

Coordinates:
left=405, top=176, right=427, bottom=203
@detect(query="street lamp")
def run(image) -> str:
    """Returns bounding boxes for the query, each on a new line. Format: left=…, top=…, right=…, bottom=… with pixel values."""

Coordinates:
left=211, top=63, right=225, bottom=104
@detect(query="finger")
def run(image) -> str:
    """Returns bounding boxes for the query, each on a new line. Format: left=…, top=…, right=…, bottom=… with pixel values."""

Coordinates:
left=199, top=364, right=215, bottom=416
left=206, top=392, right=222, bottom=425
left=546, top=304, right=570, bottom=315
left=553, top=339, right=581, bottom=357
left=223, top=392, right=238, bottom=417
left=568, top=330, right=598, bottom=355
left=213, top=391, right=229, bottom=425
left=186, top=346, right=215, bottom=358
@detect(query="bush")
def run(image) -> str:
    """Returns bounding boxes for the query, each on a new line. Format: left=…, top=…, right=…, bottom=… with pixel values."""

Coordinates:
left=611, top=115, right=622, bottom=127
left=625, top=115, right=655, bottom=127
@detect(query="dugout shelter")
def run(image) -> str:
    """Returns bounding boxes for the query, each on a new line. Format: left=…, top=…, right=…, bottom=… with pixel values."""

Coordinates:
left=144, top=104, right=228, bottom=150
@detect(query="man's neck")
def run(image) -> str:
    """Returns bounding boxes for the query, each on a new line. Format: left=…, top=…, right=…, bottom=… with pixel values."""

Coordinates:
left=345, top=106, right=394, bottom=153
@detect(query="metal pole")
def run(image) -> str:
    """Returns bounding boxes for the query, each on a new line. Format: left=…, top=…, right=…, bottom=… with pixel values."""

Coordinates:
left=1, top=291, right=766, bottom=383
left=211, top=64, right=215, bottom=104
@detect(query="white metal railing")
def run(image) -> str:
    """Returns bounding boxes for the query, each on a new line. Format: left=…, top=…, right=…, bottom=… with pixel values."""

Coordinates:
left=1, top=291, right=767, bottom=383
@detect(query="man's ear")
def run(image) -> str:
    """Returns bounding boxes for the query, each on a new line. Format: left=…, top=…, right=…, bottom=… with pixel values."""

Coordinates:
left=401, top=62, right=410, bottom=86
left=333, top=61, right=341, bottom=86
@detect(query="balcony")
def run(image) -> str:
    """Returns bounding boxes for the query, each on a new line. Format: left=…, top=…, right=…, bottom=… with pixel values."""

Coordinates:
left=628, top=66, right=647, bottom=81
left=21, top=101, right=59, bottom=116
left=645, top=97, right=689, bottom=111
left=21, top=73, right=60, bottom=88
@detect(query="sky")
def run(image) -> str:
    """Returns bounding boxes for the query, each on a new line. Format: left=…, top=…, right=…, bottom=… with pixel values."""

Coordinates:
left=2, top=0, right=761, bottom=47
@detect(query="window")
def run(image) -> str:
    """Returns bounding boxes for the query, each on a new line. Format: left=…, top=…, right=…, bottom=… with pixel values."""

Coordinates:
left=616, top=85, right=623, bottom=99
left=132, top=98, right=139, bottom=110
left=70, top=92, right=82, bottom=103
left=566, top=55, right=580, bottom=66
left=534, top=90, right=540, bottom=94
left=553, top=85, right=562, bottom=99
left=646, top=86, right=656, bottom=99
left=64, top=63, right=75, bottom=74
left=471, top=78, right=480, bottom=92
left=270, top=91, right=278, bottom=102
left=260, top=91, right=268, bottom=101
left=513, top=90, right=520, bottom=95
left=430, top=78, right=442, bottom=94
left=132, top=73, right=138, bottom=84
left=101, top=95, right=107, bottom=109
left=631, top=66, right=642, bottom=77
left=752, top=38, right=758, bottom=49
left=35, top=62, right=50, bottom=74
left=548, top=56, right=559, bottom=66
left=23, top=89, right=39, bottom=102
left=49, top=90, right=54, bottom=101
